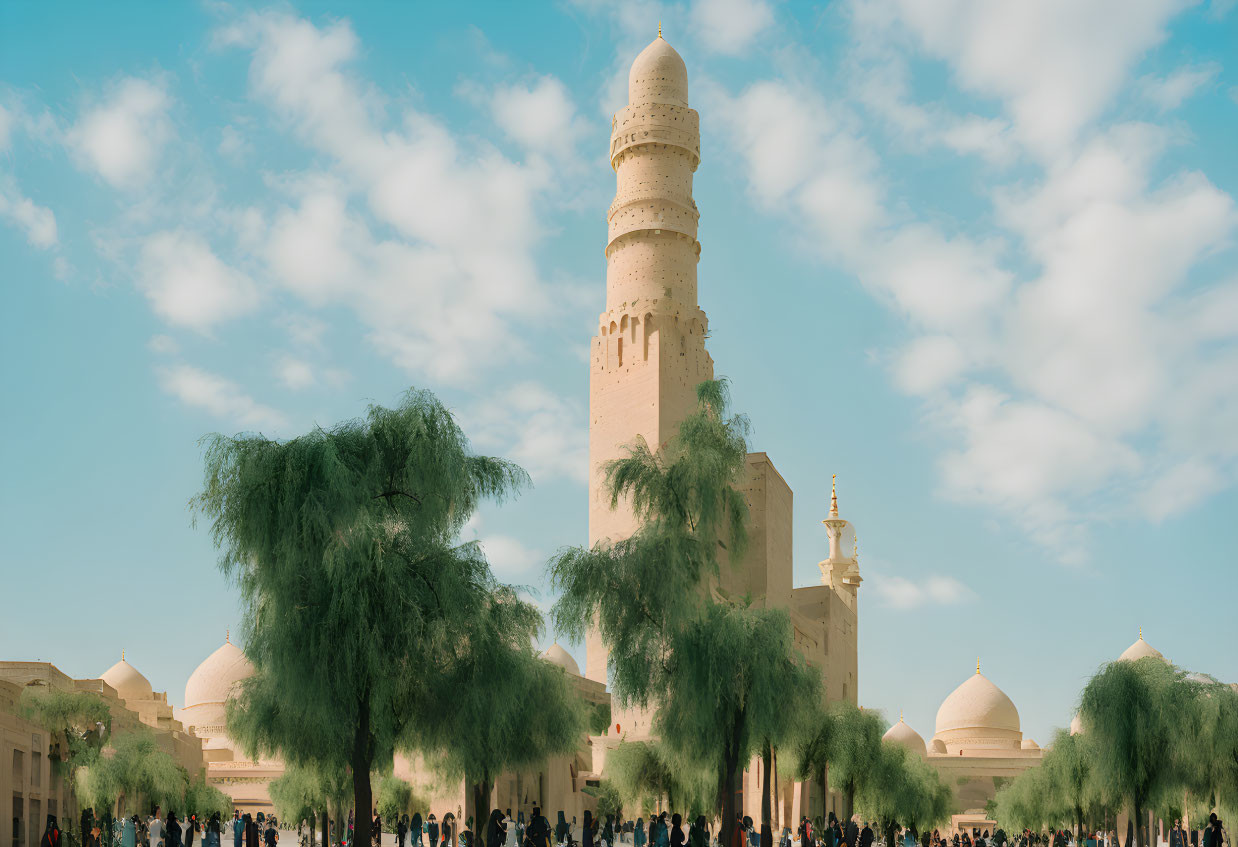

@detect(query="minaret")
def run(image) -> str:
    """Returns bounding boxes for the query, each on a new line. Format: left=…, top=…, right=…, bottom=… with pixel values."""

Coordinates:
left=586, top=32, right=714, bottom=685
left=819, top=475, right=862, bottom=607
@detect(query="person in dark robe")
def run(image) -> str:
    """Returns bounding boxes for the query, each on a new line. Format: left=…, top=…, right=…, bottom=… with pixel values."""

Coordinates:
left=372, top=816, right=381, bottom=847
left=83, top=809, right=96, bottom=847
left=634, top=820, right=646, bottom=847
left=412, top=816, right=424, bottom=847
left=166, top=814, right=182, bottom=847
left=669, top=817, right=683, bottom=847
left=603, top=819, right=615, bottom=847
left=581, top=814, right=594, bottom=847
left=188, top=817, right=198, bottom=847
left=858, top=824, right=872, bottom=847
left=486, top=811, right=505, bottom=847
left=263, top=822, right=278, bottom=847
left=555, top=814, right=569, bottom=846
left=244, top=816, right=259, bottom=847
left=443, top=816, right=456, bottom=847
left=844, top=822, right=858, bottom=847
left=206, top=815, right=221, bottom=847
left=428, top=816, right=440, bottom=847
left=42, top=815, right=62, bottom=847
left=399, top=817, right=409, bottom=847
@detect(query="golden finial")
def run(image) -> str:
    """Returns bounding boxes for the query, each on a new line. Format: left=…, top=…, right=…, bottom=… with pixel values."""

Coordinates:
left=1138, top=626, right=1142, bottom=640
left=976, top=657, right=981, bottom=674
left=122, top=650, right=125, bottom=662
left=829, top=474, right=839, bottom=518
left=226, top=629, right=230, bottom=643
left=900, top=709, right=904, bottom=722
left=658, top=21, right=663, bottom=39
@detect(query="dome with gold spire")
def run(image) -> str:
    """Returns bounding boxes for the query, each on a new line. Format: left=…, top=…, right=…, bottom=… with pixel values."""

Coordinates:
left=185, top=635, right=253, bottom=709
left=932, top=662, right=1022, bottom=754
left=101, top=654, right=154, bottom=701
left=1118, top=630, right=1166, bottom=663
left=883, top=714, right=927, bottom=758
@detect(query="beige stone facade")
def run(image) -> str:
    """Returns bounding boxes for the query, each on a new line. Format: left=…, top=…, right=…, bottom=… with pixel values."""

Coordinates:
left=586, top=34, right=862, bottom=824
left=0, top=659, right=208, bottom=847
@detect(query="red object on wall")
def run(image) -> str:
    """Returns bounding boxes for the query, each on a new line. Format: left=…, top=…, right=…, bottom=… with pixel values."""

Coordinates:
left=615, top=724, right=621, bottom=733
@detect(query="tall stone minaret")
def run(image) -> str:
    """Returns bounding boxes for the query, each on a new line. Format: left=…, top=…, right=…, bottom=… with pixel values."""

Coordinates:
left=586, top=33, right=714, bottom=690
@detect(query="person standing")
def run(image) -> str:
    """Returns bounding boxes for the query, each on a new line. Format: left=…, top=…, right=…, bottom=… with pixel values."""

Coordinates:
left=487, top=811, right=505, bottom=847
left=670, top=817, right=683, bottom=847
left=412, top=816, right=424, bottom=847
left=187, top=817, right=198, bottom=847
left=604, top=819, right=615, bottom=847
left=265, top=822, right=279, bottom=847
left=428, top=816, right=440, bottom=847
left=400, top=817, right=409, bottom=847
left=122, top=818, right=138, bottom=847
left=149, top=812, right=164, bottom=847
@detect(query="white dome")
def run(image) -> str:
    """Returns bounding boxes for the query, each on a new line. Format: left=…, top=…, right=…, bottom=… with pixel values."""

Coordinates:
left=540, top=643, right=581, bottom=677
left=101, top=657, right=153, bottom=701
left=629, top=35, right=688, bottom=107
left=1118, top=635, right=1166, bottom=663
left=883, top=718, right=927, bottom=757
left=1020, top=738, right=1040, bottom=750
left=1069, top=713, right=1084, bottom=736
left=185, top=639, right=253, bottom=708
left=936, top=671, right=1021, bottom=735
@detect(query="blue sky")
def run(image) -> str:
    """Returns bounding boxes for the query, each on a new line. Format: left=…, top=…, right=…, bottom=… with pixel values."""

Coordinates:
left=1, top=0, right=1236, bottom=747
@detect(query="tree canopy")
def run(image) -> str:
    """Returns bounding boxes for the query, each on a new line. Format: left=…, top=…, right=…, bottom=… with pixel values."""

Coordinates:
left=550, top=380, right=818, bottom=845
left=197, top=388, right=531, bottom=847
left=76, top=731, right=186, bottom=816
left=19, top=687, right=112, bottom=780
left=794, top=701, right=886, bottom=821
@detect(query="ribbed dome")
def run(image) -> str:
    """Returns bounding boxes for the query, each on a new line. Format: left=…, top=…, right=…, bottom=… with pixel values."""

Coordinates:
left=1118, top=635, right=1166, bottom=663
left=540, top=643, right=581, bottom=677
left=185, top=640, right=253, bottom=708
left=1069, top=712, right=1084, bottom=736
left=883, top=718, right=927, bottom=757
left=935, top=671, right=1021, bottom=735
left=101, top=657, right=153, bottom=701
left=629, top=35, right=689, bottom=107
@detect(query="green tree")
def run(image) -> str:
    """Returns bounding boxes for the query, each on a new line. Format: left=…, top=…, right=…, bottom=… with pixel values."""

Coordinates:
left=856, top=743, right=950, bottom=847
left=417, top=595, right=586, bottom=847
left=551, top=380, right=817, bottom=847
left=77, top=731, right=186, bottom=817
left=795, top=702, right=884, bottom=822
left=606, top=742, right=713, bottom=816
left=196, top=388, right=529, bottom=847
left=268, top=763, right=352, bottom=847
left=1040, top=730, right=1096, bottom=839
left=19, top=687, right=112, bottom=785
left=1079, top=658, right=1196, bottom=847
left=375, top=774, right=429, bottom=831
left=183, top=774, right=232, bottom=820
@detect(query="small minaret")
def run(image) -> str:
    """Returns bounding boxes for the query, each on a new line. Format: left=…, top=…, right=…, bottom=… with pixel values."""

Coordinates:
left=586, top=30, right=714, bottom=685
left=819, top=475, right=862, bottom=604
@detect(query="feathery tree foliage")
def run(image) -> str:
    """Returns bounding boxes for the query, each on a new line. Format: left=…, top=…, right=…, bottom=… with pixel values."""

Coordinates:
left=1079, top=658, right=1198, bottom=847
left=183, top=774, right=232, bottom=819
left=76, top=731, right=186, bottom=816
left=606, top=741, right=716, bottom=817
left=854, top=742, right=950, bottom=846
left=551, top=380, right=817, bottom=847
left=794, top=701, right=885, bottom=822
left=196, top=388, right=530, bottom=847
left=268, top=762, right=352, bottom=847
left=415, top=587, right=585, bottom=847
left=994, top=658, right=1238, bottom=838
left=19, top=687, right=112, bottom=783
left=374, top=774, right=428, bottom=830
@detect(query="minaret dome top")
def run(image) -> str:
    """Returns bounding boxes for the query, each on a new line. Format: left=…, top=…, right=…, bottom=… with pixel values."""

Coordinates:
left=629, top=35, right=689, bottom=107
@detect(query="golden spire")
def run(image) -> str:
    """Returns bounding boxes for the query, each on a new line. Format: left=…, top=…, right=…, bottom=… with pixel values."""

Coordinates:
left=121, top=650, right=125, bottom=662
left=976, top=657, right=981, bottom=674
left=658, top=20, right=663, bottom=39
left=226, top=629, right=230, bottom=643
left=900, top=709, right=904, bottom=722
left=829, top=474, right=839, bottom=518
left=1138, top=626, right=1143, bottom=640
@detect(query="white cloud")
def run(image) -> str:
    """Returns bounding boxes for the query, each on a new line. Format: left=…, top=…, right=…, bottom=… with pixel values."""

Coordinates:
left=158, top=364, right=288, bottom=432
left=691, top=0, right=775, bottom=56
left=276, top=356, right=315, bottom=390
left=218, top=124, right=252, bottom=158
left=870, top=573, right=977, bottom=609
left=871, top=0, right=1186, bottom=156
left=0, top=180, right=58, bottom=248
left=138, top=231, right=259, bottom=332
left=218, top=11, right=572, bottom=382
left=0, top=104, right=12, bottom=151
left=893, top=336, right=969, bottom=396
left=67, top=77, right=173, bottom=189
left=477, top=534, right=543, bottom=581
left=464, top=382, right=589, bottom=485
left=490, top=76, right=586, bottom=162
left=1140, top=63, right=1220, bottom=110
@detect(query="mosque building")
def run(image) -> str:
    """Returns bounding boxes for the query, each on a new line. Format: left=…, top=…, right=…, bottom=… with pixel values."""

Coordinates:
left=586, top=31, right=861, bottom=824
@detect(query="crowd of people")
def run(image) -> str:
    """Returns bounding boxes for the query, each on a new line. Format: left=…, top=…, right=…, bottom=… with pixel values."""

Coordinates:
left=52, top=807, right=282, bottom=847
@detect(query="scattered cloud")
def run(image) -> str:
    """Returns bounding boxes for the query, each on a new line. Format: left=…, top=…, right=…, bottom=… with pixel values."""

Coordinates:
left=137, top=230, right=259, bottom=332
left=869, top=572, right=977, bottom=609
left=0, top=179, right=57, bottom=248
left=691, top=0, right=775, bottom=56
left=66, top=76, right=174, bottom=189
left=157, top=364, right=288, bottom=432
left=147, top=334, right=179, bottom=355
left=1139, top=63, right=1220, bottom=110
left=276, top=356, right=314, bottom=390
left=489, top=75, right=587, bottom=162
left=218, top=124, right=252, bottom=158
left=464, top=382, right=589, bottom=485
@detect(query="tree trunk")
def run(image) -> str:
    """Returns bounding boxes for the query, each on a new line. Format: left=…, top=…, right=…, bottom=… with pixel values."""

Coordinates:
left=352, top=699, right=374, bottom=847
left=820, top=769, right=828, bottom=825
left=844, top=786, right=854, bottom=825
left=470, top=778, right=492, bottom=847
left=721, top=715, right=745, bottom=847
left=322, top=811, right=329, bottom=847
left=761, top=742, right=773, bottom=847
